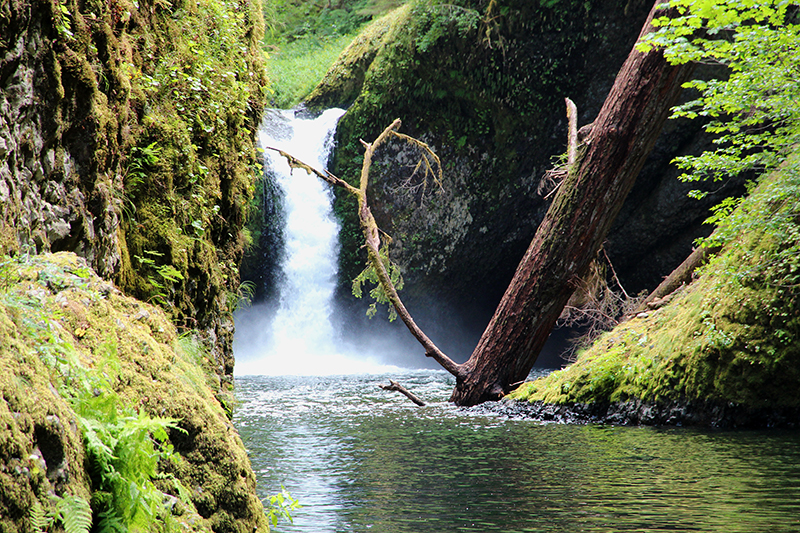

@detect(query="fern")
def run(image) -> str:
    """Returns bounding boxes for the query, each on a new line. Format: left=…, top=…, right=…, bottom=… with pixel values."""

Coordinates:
left=55, top=495, right=93, bottom=533
left=29, top=499, right=52, bottom=533
left=62, top=347, right=190, bottom=533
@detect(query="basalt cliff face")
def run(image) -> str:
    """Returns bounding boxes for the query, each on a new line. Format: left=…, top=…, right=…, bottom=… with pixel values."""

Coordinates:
left=1, top=0, right=270, bottom=530
left=306, top=0, right=742, bottom=343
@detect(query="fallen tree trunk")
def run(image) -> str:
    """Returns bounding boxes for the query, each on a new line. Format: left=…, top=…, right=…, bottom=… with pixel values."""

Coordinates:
left=448, top=0, right=696, bottom=406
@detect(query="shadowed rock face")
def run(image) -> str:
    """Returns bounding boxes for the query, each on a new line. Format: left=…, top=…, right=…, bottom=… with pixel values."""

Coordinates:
left=303, top=0, right=743, bottom=345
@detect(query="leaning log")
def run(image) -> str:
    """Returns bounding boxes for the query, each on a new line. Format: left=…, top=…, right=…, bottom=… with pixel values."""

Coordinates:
left=449, top=0, right=697, bottom=406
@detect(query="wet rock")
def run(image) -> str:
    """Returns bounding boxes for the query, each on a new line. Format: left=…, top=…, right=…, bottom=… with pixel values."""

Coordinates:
left=472, top=399, right=800, bottom=429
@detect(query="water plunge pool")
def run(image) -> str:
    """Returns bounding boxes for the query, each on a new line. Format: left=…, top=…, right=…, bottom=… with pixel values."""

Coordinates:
left=234, top=370, right=800, bottom=532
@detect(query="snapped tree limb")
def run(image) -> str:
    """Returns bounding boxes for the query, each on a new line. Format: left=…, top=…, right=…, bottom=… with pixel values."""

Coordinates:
left=378, top=380, right=426, bottom=406
left=266, top=119, right=465, bottom=381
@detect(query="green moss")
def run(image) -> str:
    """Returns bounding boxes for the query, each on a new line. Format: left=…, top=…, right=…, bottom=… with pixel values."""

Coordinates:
left=115, top=0, right=269, bottom=370
left=0, top=252, right=268, bottom=533
left=510, top=158, right=800, bottom=410
left=304, top=4, right=412, bottom=110
left=3, top=0, right=268, bottom=369
left=306, top=0, right=649, bottom=301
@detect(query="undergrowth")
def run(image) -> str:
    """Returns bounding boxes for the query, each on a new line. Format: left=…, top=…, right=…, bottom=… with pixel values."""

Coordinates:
left=262, top=0, right=405, bottom=107
left=0, top=252, right=274, bottom=533
left=2, top=256, right=196, bottom=533
left=267, top=32, right=362, bottom=108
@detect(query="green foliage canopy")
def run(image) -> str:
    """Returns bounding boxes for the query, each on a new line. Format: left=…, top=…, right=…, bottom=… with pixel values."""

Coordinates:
left=639, top=0, right=800, bottom=204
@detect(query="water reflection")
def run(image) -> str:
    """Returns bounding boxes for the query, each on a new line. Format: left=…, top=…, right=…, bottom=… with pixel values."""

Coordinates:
left=234, top=371, right=800, bottom=532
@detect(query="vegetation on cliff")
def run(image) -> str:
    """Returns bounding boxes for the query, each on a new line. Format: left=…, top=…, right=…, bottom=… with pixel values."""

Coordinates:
left=261, top=0, right=383, bottom=107
left=510, top=0, right=800, bottom=417
left=0, top=0, right=277, bottom=529
left=0, top=252, right=269, bottom=533
left=0, top=0, right=268, bottom=374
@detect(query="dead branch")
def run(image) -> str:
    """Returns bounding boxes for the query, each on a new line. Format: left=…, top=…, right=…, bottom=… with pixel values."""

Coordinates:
left=379, top=380, right=426, bottom=406
left=264, top=146, right=358, bottom=194
left=269, top=120, right=466, bottom=381
left=602, top=248, right=630, bottom=299
left=538, top=97, right=579, bottom=199
left=629, top=243, right=721, bottom=317
left=566, top=97, right=578, bottom=169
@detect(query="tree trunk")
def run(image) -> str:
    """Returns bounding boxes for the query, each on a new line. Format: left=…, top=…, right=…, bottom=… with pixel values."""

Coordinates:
left=634, top=244, right=721, bottom=314
left=449, top=0, right=696, bottom=406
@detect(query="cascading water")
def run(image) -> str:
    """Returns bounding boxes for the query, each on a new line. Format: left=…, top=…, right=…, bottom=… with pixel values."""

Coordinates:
left=233, top=108, right=401, bottom=376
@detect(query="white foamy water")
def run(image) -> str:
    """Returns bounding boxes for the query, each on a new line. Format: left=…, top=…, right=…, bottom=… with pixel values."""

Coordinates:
left=234, top=108, right=403, bottom=376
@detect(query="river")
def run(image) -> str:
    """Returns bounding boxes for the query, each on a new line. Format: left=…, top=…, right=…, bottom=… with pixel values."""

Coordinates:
left=233, top=109, right=800, bottom=532
left=234, top=370, right=800, bottom=532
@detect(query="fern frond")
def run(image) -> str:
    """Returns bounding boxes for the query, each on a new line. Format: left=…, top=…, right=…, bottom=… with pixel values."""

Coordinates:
left=96, top=508, right=126, bottom=533
left=55, top=494, right=93, bottom=533
left=30, top=499, right=53, bottom=533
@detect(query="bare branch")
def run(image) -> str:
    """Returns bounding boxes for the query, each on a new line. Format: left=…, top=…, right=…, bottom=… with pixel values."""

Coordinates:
left=389, top=131, right=444, bottom=191
left=566, top=97, right=578, bottom=169
left=379, top=380, right=426, bottom=406
left=264, top=146, right=358, bottom=195
left=602, top=247, right=630, bottom=300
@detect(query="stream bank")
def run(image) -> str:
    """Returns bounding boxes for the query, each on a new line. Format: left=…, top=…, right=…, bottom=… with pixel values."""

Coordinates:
left=0, top=252, right=268, bottom=533
left=508, top=156, right=800, bottom=426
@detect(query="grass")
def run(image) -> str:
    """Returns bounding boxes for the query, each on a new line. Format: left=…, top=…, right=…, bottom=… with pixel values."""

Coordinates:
left=267, top=33, right=363, bottom=108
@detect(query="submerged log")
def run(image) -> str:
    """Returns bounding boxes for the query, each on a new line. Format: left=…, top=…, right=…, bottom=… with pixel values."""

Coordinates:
left=379, top=380, right=426, bottom=406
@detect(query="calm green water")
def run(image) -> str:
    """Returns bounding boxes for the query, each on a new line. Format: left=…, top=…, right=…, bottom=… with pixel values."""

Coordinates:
left=234, top=370, right=800, bottom=532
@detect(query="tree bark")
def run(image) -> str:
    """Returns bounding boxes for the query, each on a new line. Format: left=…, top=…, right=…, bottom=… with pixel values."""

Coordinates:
left=449, top=0, right=696, bottom=406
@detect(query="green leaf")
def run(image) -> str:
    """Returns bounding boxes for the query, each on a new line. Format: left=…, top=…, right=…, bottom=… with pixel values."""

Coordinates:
left=55, top=495, right=93, bottom=533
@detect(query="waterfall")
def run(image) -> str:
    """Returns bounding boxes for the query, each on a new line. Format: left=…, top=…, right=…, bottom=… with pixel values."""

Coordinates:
left=233, top=108, right=402, bottom=376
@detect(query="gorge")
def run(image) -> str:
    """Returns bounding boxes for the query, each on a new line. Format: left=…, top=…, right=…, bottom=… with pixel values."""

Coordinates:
left=1, top=0, right=799, bottom=531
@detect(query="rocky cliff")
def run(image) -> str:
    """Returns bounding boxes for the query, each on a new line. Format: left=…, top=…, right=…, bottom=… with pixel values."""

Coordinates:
left=0, top=252, right=269, bottom=532
left=0, top=0, right=271, bottom=530
left=304, top=0, right=742, bottom=350
left=0, top=0, right=267, bottom=379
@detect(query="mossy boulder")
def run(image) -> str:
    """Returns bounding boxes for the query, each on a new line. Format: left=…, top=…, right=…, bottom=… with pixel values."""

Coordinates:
left=0, top=252, right=268, bottom=532
left=304, top=0, right=740, bottom=339
left=508, top=157, right=800, bottom=426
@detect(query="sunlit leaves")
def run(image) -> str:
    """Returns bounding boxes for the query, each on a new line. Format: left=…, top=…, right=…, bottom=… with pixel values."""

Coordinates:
left=352, top=243, right=404, bottom=321
left=638, top=0, right=800, bottom=237
left=264, top=487, right=300, bottom=532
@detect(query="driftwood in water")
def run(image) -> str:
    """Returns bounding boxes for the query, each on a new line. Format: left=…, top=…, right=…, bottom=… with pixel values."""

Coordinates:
left=379, top=380, right=425, bottom=406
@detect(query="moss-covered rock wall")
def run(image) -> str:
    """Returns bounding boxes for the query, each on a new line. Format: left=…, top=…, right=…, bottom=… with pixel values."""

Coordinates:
left=0, top=252, right=269, bottom=532
left=0, top=0, right=268, bottom=380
